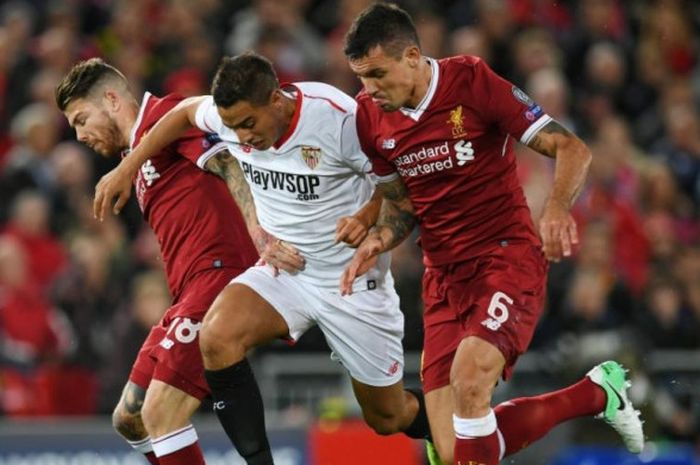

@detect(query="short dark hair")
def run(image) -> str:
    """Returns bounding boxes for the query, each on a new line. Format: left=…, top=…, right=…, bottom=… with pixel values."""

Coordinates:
left=211, top=53, right=279, bottom=108
left=55, top=58, right=127, bottom=111
left=344, top=2, right=420, bottom=60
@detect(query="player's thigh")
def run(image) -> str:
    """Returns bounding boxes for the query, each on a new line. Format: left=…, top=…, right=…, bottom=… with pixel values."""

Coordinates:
left=141, top=379, right=201, bottom=436
left=350, top=377, right=407, bottom=418
left=425, top=385, right=455, bottom=465
left=319, top=284, right=405, bottom=387
left=202, top=280, right=291, bottom=348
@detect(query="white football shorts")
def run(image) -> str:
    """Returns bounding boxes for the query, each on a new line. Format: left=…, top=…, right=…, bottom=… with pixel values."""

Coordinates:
left=231, top=265, right=405, bottom=387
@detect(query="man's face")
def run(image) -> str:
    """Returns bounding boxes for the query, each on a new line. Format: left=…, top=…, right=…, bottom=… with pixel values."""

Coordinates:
left=64, top=97, right=123, bottom=157
left=217, top=91, right=287, bottom=151
left=349, top=44, right=419, bottom=112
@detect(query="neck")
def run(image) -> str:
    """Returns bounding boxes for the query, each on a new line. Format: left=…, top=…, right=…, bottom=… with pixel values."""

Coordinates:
left=119, top=100, right=140, bottom=149
left=406, top=58, right=432, bottom=109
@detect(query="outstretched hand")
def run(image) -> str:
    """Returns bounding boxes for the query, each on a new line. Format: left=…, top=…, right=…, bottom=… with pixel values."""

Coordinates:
left=335, top=216, right=369, bottom=248
left=538, top=199, right=578, bottom=262
left=340, top=233, right=383, bottom=295
left=93, top=164, right=134, bottom=221
left=251, top=226, right=305, bottom=276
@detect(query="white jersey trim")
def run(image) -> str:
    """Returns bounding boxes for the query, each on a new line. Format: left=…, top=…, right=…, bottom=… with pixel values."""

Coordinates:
left=375, top=172, right=400, bottom=184
left=400, top=58, right=439, bottom=122
left=196, top=141, right=229, bottom=169
left=520, top=114, right=553, bottom=145
left=129, top=92, right=152, bottom=150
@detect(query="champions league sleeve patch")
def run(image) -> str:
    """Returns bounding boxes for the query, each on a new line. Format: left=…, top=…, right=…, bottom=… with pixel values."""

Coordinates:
left=511, top=86, right=534, bottom=105
left=202, top=132, right=222, bottom=149
left=512, top=86, right=544, bottom=122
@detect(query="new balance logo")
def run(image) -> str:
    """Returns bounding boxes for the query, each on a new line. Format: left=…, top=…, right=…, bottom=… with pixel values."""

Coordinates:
left=382, top=138, right=396, bottom=149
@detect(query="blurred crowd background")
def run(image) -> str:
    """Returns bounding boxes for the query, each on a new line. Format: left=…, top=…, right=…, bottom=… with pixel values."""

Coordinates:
left=0, top=0, right=699, bottom=456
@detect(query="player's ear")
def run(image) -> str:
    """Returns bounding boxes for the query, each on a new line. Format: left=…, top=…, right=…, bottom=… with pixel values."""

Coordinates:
left=103, top=89, right=121, bottom=112
left=404, top=45, right=421, bottom=68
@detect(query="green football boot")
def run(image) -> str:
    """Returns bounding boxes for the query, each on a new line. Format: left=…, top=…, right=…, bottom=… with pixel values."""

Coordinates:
left=586, top=360, right=645, bottom=453
left=425, top=439, right=446, bottom=465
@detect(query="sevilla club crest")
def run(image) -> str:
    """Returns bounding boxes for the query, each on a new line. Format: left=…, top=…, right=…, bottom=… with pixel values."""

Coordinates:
left=301, top=146, right=322, bottom=169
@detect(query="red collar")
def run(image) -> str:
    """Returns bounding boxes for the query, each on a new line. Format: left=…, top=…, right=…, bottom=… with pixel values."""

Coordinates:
left=273, top=83, right=302, bottom=149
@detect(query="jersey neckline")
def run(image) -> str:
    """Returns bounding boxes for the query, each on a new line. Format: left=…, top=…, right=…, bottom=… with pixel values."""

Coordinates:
left=273, top=83, right=302, bottom=150
left=399, top=58, right=439, bottom=122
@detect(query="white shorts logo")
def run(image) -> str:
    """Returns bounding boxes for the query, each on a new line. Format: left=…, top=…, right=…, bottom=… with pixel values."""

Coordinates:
left=481, top=291, right=513, bottom=331
left=160, top=317, right=203, bottom=349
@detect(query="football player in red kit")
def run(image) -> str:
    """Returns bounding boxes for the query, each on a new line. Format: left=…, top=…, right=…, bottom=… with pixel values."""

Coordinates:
left=341, top=4, right=644, bottom=465
left=56, top=59, right=262, bottom=465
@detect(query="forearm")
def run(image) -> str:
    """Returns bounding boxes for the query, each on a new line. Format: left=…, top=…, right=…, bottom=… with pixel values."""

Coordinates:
left=526, top=120, right=592, bottom=209
left=353, top=188, right=383, bottom=229
left=205, top=152, right=259, bottom=234
left=548, top=137, right=591, bottom=209
left=372, top=199, right=416, bottom=252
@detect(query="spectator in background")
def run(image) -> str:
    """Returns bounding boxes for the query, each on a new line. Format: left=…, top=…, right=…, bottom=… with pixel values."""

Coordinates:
left=0, top=235, right=75, bottom=415
left=99, top=270, right=169, bottom=412
left=225, top=0, right=326, bottom=80
left=2, top=190, right=67, bottom=293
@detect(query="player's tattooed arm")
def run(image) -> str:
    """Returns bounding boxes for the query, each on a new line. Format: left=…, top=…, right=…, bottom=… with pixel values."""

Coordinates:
left=206, top=150, right=304, bottom=271
left=374, top=176, right=417, bottom=251
left=205, top=150, right=258, bottom=232
left=340, top=176, right=416, bottom=295
left=526, top=119, right=592, bottom=261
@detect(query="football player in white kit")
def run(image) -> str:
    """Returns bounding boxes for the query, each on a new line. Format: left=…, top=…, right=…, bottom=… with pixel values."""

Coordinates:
left=93, top=52, right=430, bottom=465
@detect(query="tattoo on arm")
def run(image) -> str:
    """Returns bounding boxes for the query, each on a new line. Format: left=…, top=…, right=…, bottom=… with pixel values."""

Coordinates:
left=376, top=177, right=416, bottom=250
left=123, top=382, right=146, bottom=415
left=526, top=120, right=573, bottom=158
left=206, top=151, right=258, bottom=230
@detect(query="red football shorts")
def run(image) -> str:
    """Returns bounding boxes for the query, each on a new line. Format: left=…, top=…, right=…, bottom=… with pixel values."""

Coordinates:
left=129, top=267, right=246, bottom=400
left=421, top=241, right=548, bottom=393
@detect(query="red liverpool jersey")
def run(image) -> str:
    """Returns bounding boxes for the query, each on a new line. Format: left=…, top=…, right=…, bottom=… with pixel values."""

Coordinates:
left=356, top=56, right=549, bottom=266
left=130, top=93, right=257, bottom=299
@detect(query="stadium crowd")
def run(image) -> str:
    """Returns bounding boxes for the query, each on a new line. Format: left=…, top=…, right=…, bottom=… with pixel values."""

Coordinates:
left=0, top=0, right=698, bottom=452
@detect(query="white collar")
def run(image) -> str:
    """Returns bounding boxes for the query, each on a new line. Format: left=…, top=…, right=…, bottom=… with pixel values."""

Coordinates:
left=399, top=57, right=439, bottom=121
left=129, top=92, right=151, bottom=150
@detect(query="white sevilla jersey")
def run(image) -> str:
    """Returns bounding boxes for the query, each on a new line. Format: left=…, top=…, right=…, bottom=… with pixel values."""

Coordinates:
left=194, top=81, right=391, bottom=292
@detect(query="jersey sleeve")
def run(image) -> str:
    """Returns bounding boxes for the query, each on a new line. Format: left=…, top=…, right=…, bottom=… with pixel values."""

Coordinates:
left=339, top=112, right=372, bottom=175
left=175, top=129, right=228, bottom=170
left=355, top=101, right=399, bottom=182
left=473, top=58, right=553, bottom=145
left=189, top=96, right=239, bottom=168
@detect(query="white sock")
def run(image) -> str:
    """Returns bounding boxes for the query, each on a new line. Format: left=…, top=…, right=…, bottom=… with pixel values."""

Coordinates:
left=151, top=424, right=198, bottom=457
left=453, top=410, right=497, bottom=439
left=127, top=436, right=153, bottom=454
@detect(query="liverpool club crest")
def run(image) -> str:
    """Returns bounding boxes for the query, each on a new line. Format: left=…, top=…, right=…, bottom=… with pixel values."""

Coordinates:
left=301, top=146, right=322, bottom=169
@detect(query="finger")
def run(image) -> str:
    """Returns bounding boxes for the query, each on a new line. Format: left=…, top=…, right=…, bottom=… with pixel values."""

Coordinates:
left=272, top=265, right=279, bottom=277
left=568, top=221, right=579, bottom=246
left=335, top=220, right=352, bottom=244
left=93, top=188, right=103, bottom=220
left=278, top=241, right=301, bottom=255
left=100, top=189, right=112, bottom=222
left=560, top=225, right=572, bottom=258
left=340, top=263, right=358, bottom=295
left=547, top=223, right=563, bottom=261
left=113, top=190, right=129, bottom=215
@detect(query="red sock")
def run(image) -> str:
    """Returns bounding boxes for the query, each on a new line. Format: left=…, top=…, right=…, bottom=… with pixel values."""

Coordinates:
left=495, top=377, right=606, bottom=456
left=152, top=425, right=205, bottom=465
left=454, top=432, right=500, bottom=465
left=156, top=442, right=205, bottom=465
left=144, top=451, right=159, bottom=465
left=453, top=411, right=501, bottom=465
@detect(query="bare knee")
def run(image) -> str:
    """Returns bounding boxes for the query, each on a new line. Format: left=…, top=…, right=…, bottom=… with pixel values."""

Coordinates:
left=200, top=305, right=248, bottom=365
left=112, top=403, right=146, bottom=441
left=360, top=401, right=404, bottom=435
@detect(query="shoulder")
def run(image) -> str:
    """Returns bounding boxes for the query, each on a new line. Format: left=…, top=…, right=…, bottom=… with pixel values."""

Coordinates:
left=438, top=55, right=486, bottom=83
left=138, top=93, right=183, bottom=128
left=295, top=81, right=356, bottom=114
